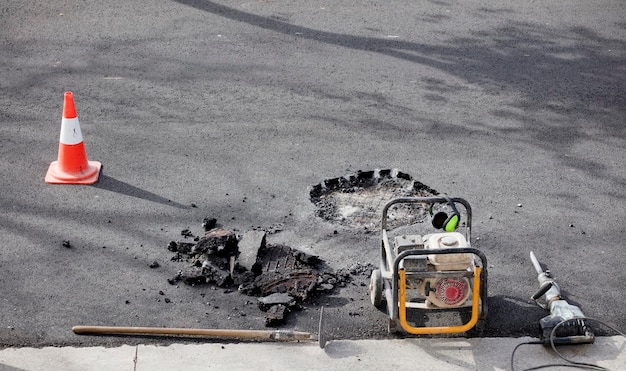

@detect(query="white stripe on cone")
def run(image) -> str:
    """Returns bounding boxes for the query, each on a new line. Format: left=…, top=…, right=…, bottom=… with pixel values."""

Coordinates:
left=59, top=117, right=84, bottom=145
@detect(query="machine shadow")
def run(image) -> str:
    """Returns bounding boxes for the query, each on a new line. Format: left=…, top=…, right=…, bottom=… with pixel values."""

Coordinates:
left=483, top=295, right=545, bottom=337
left=380, top=295, right=546, bottom=338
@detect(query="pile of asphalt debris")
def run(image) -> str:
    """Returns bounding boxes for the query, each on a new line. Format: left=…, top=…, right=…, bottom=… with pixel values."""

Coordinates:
left=166, top=218, right=374, bottom=326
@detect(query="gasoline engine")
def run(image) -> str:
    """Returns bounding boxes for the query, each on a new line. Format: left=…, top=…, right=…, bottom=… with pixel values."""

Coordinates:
left=401, top=232, right=473, bottom=308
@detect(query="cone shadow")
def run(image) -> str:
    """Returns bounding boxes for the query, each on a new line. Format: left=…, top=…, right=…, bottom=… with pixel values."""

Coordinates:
left=94, top=174, right=189, bottom=209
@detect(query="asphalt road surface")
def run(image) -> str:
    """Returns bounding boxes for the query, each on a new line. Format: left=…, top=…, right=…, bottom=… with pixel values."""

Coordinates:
left=1, top=0, right=625, bottom=347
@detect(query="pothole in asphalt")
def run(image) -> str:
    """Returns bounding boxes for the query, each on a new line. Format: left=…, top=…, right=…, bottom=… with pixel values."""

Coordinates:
left=309, top=169, right=439, bottom=231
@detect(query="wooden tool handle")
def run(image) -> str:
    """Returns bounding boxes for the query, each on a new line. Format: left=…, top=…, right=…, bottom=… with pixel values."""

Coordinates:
left=72, top=325, right=314, bottom=341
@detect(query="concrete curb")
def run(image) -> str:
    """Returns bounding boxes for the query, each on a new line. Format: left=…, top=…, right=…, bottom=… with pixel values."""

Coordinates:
left=1, top=337, right=624, bottom=371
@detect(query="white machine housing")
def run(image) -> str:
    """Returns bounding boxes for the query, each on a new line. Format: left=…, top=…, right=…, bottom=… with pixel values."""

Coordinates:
left=396, top=232, right=473, bottom=308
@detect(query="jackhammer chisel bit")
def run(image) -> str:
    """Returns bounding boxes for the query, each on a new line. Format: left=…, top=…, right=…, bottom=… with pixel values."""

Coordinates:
left=529, top=251, right=595, bottom=345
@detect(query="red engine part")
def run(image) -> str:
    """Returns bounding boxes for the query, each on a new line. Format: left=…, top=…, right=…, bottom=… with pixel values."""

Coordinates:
left=426, top=277, right=471, bottom=308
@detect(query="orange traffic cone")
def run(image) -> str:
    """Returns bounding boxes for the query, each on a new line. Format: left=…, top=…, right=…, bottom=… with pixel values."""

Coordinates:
left=45, top=91, right=102, bottom=184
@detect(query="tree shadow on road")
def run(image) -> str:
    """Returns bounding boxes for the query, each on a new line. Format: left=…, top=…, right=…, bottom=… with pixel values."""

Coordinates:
left=172, top=0, right=626, bottom=195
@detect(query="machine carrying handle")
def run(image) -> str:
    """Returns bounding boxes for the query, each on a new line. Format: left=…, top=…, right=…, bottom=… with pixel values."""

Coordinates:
left=531, top=281, right=553, bottom=301
left=381, top=196, right=472, bottom=241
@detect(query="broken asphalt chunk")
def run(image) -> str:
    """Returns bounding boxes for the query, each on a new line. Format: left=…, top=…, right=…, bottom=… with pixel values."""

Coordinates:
left=264, top=304, right=288, bottom=327
left=167, top=241, right=194, bottom=254
left=237, top=230, right=266, bottom=274
left=202, top=217, right=217, bottom=231
left=257, top=293, right=296, bottom=312
left=194, top=228, right=238, bottom=256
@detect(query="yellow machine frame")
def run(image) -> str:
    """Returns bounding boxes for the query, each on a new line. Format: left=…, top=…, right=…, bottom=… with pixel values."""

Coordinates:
left=398, top=266, right=482, bottom=334
left=371, top=197, right=488, bottom=335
